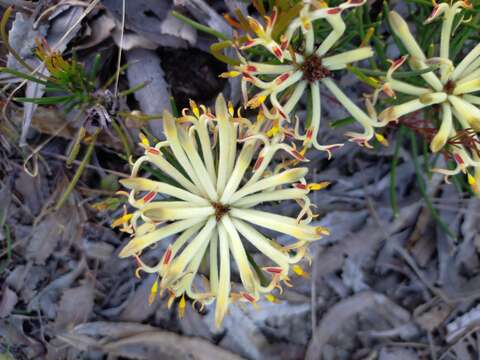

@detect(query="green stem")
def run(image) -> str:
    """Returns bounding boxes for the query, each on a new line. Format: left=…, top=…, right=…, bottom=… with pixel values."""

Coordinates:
left=118, top=81, right=148, bottom=97
left=390, top=126, right=404, bottom=218
left=171, top=10, right=229, bottom=40
left=246, top=252, right=269, bottom=287
left=170, top=96, right=179, bottom=117
left=65, top=108, right=87, bottom=167
left=66, top=127, right=86, bottom=168
left=305, top=86, right=313, bottom=129
left=111, top=119, right=132, bottom=161
left=349, top=65, right=440, bottom=79
left=117, top=111, right=163, bottom=122
left=409, top=130, right=456, bottom=240
left=103, top=63, right=130, bottom=90
left=0, top=67, right=48, bottom=85
left=210, top=41, right=241, bottom=66
left=346, top=65, right=380, bottom=88
left=55, top=130, right=99, bottom=210
left=330, top=116, right=355, bottom=129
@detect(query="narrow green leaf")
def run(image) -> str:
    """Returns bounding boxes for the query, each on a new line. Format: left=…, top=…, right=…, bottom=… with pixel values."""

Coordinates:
left=170, top=96, right=179, bottom=117
left=55, top=130, right=100, bottom=211
left=14, top=95, right=75, bottom=105
left=0, top=67, right=48, bottom=85
left=408, top=130, right=456, bottom=240
left=90, top=53, right=103, bottom=81
left=390, top=126, right=405, bottom=218
left=305, top=86, right=313, bottom=129
left=330, top=116, right=355, bottom=129
left=118, top=81, right=149, bottom=97
left=171, top=10, right=229, bottom=40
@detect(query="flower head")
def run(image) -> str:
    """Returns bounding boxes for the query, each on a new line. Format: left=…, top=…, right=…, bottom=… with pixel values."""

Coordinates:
left=222, top=0, right=384, bottom=152
left=34, top=37, right=90, bottom=90
left=117, top=94, right=328, bottom=326
left=376, top=3, right=480, bottom=191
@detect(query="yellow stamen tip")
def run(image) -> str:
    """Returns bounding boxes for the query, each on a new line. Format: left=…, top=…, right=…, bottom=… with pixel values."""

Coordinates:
left=317, top=0, right=329, bottom=8
left=178, top=295, right=187, bottom=319
left=247, top=95, right=267, bottom=109
left=189, top=99, right=200, bottom=118
left=139, top=132, right=150, bottom=147
left=111, top=213, right=133, bottom=228
left=316, top=226, right=330, bottom=236
left=375, top=133, right=389, bottom=147
left=219, top=71, right=241, bottom=78
left=301, top=17, right=311, bottom=30
left=265, top=294, right=282, bottom=304
left=307, top=182, right=330, bottom=191
left=468, top=173, right=475, bottom=185
left=467, top=173, right=477, bottom=194
left=228, top=101, right=235, bottom=116
left=266, top=126, right=280, bottom=137
left=148, top=279, right=159, bottom=305
left=292, top=265, right=309, bottom=278
left=167, top=292, right=176, bottom=309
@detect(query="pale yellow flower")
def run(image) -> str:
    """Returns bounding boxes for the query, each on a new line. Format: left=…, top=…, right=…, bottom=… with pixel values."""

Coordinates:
left=222, top=0, right=384, bottom=151
left=118, top=94, right=328, bottom=326
left=377, top=2, right=480, bottom=191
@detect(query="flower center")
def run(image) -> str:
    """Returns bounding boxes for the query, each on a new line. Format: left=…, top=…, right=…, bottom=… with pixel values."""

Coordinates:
left=444, top=80, right=455, bottom=94
left=212, top=202, right=230, bottom=221
left=300, top=54, right=331, bottom=83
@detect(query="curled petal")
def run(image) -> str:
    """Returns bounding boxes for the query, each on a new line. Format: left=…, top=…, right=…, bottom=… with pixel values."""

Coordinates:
left=424, top=3, right=449, bottom=24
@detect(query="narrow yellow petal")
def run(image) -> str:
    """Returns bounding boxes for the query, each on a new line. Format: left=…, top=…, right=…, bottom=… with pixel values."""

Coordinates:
left=215, top=226, right=231, bottom=328
left=119, top=217, right=206, bottom=258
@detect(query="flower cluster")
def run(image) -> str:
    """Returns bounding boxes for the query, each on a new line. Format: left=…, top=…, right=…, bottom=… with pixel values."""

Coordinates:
left=375, top=2, right=480, bottom=190
left=222, top=0, right=386, bottom=152
left=116, top=95, right=329, bottom=326
left=114, top=0, right=480, bottom=327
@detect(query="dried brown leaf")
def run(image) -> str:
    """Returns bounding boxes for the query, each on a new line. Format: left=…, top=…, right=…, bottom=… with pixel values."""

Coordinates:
left=54, top=282, right=94, bottom=331
left=58, top=321, right=245, bottom=360
left=75, top=14, right=115, bottom=50
left=305, top=291, right=413, bottom=360
left=0, top=287, right=17, bottom=318
left=119, top=276, right=159, bottom=322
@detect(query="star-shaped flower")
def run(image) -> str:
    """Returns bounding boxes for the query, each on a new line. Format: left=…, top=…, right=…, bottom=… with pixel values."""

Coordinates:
left=377, top=2, right=480, bottom=190
left=222, top=0, right=384, bottom=152
left=117, top=94, right=329, bottom=326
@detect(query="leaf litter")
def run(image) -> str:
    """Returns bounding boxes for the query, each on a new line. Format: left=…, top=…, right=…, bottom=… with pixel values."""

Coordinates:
left=1, top=1, right=480, bottom=360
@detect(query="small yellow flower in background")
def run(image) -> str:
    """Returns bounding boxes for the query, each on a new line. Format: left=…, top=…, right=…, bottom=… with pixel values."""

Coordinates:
left=35, top=37, right=71, bottom=75
left=375, top=2, right=480, bottom=192
left=222, top=0, right=386, bottom=152
left=34, top=37, right=89, bottom=90
left=117, top=94, right=328, bottom=327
